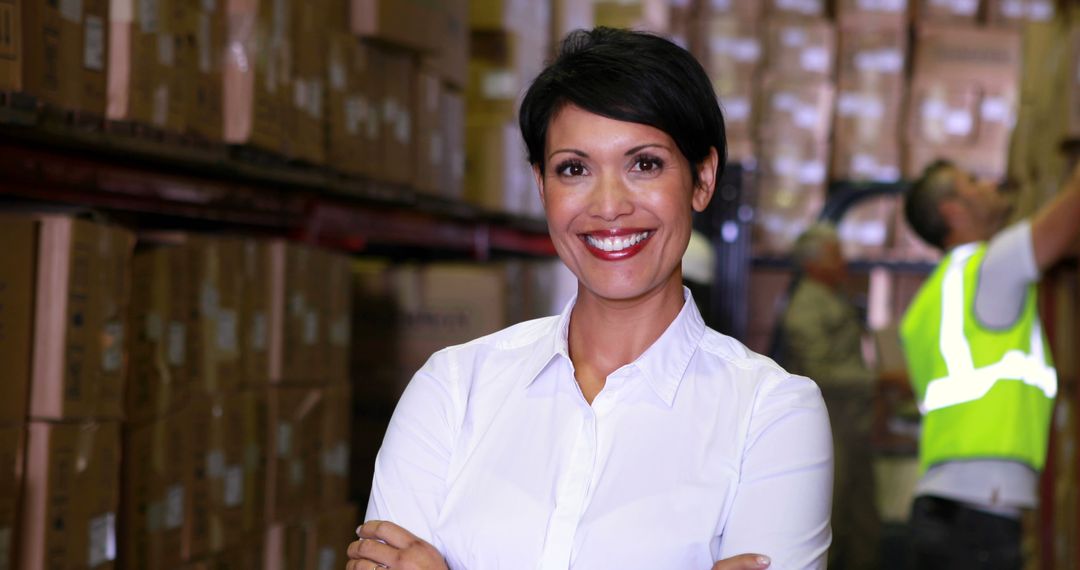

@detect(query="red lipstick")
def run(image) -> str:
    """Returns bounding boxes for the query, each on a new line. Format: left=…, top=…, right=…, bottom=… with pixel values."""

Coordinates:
left=580, top=229, right=653, bottom=261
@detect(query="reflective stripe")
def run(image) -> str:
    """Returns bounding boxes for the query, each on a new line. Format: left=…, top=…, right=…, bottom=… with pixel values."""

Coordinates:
left=919, top=244, right=1057, bottom=413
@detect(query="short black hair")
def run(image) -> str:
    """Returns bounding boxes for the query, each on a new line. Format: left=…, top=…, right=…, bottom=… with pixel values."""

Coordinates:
left=519, top=27, right=727, bottom=186
left=904, top=159, right=957, bottom=251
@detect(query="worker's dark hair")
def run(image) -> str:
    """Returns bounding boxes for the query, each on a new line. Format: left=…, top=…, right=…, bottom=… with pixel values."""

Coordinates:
left=904, top=159, right=958, bottom=251
left=519, top=27, right=726, bottom=186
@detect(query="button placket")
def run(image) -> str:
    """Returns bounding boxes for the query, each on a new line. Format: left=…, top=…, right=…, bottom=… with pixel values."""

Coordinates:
left=536, top=402, right=598, bottom=570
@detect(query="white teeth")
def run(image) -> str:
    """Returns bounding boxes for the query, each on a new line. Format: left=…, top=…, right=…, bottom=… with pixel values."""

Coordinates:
left=585, top=231, right=651, bottom=252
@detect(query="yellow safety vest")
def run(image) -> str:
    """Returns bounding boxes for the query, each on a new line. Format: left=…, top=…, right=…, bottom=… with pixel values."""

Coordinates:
left=899, top=242, right=1057, bottom=473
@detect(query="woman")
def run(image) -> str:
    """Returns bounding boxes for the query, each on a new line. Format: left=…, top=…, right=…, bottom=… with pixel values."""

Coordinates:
left=346, top=28, right=833, bottom=570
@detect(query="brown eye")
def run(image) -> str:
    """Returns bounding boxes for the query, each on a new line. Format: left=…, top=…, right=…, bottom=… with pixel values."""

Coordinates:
left=631, top=155, right=663, bottom=173
left=556, top=160, right=588, bottom=177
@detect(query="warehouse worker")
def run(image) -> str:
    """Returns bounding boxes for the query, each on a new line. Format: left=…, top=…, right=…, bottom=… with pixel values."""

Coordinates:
left=900, top=159, right=1080, bottom=569
left=780, top=223, right=881, bottom=570
left=346, top=27, right=832, bottom=570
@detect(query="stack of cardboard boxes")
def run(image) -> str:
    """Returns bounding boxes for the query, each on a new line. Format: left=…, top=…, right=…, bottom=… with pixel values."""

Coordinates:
left=15, top=216, right=134, bottom=570
left=754, top=7, right=835, bottom=254
left=701, top=0, right=763, bottom=164
left=465, top=0, right=551, bottom=215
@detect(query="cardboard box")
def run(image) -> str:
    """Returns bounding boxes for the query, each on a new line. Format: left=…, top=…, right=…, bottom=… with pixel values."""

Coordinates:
left=263, top=521, right=309, bottom=570
left=239, top=240, right=270, bottom=388
left=414, top=65, right=445, bottom=196
left=593, top=0, right=670, bottom=34
left=350, top=0, right=439, bottom=53
left=106, top=0, right=188, bottom=129
left=31, top=217, right=133, bottom=422
left=266, top=387, right=324, bottom=522
left=436, top=0, right=468, bottom=89
left=0, top=0, right=21, bottom=92
left=240, top=390, right=267, bottom=534
left=223, top=0, right=289, bottom=153
left=832, top=22, right=907, bottom=182
left=376, top=45, right=416, bottom=186
left=914, top=0, right=982, bottom=23
left=0, top=425, right=23, bottom=570
left=204, top=392, right=249, bottom=553
left=836, top=194, right=897, bottom=259
left=835, top=0, right=911, bottom=25
left=187, top=238, right=245, bottom=395
left=327, top=34, right=380, bottom=179
left=985, top=0, right=1055, bottom=27
left=320, top=383, right=351, bottom=507
left=121, top=408, right=189, bottom=570
left=0, top=217, right=35, bottom=425
left=441, top=89, right=466, bottom=201
left=265, top=241, right=334, bottom=385
left=306, top=504, right=358, bottom=570
left=285, top=0, right=327, bottom=165
left=19, top=422, right=121, bottom=570
left=762, top=18, right=836, bottom=82
left=324, top=253, right=352, bottom=386
left=704, top=0, right=762, bottom=23
left=904, top=24, right=1020, bottom=179
left=754, top=135, right=830, bottom=254
left=126, top=246, right=191, bottom=423
left=188, top=0, right=226, bottom=140
left=75, top=0, right=109, bottom=114
left=704, top=16, right=761, bottom=164
left=758, top=77, right=835, bottom=143
left=465, top=120, right=535, bottom=215
left=765, top=0, right=827, bottom=20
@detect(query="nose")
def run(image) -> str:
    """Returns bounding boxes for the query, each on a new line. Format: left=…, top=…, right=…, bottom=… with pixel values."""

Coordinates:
left=588, top=172, right=634, bottom=221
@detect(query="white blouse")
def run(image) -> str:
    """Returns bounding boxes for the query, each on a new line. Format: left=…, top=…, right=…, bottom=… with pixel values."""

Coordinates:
left=367, top=291, right=833, bottom=569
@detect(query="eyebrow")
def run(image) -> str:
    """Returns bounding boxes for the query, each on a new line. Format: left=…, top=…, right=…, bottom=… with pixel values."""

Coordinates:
left=546, top=143, right=668, bottom=161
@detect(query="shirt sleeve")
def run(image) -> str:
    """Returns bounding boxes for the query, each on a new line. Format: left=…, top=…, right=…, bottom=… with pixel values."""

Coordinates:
left=974, top=220, right=1039, bottom=329
left=365, top=351, right=461, bottom=549
left=716, top=373, right=834, bottom=569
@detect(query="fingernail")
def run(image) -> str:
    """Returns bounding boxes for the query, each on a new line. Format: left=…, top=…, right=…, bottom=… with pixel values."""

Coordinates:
left=755, top=555, right=771, bottom=567
left=355, top=525, right=363, bottom=537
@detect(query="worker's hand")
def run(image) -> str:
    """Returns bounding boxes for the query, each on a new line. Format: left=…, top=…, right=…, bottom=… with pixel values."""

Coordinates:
left=346, top=520, right=448, bottom=570
left=712, top=553, right=771, bottom=569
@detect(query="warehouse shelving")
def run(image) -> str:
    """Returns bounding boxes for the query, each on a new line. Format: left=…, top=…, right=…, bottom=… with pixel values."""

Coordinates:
left=0, top=100, right=556, bottom=260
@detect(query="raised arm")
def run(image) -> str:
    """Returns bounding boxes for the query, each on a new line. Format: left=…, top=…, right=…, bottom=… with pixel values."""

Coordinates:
left=1031, top=162, right=1080, bottom=272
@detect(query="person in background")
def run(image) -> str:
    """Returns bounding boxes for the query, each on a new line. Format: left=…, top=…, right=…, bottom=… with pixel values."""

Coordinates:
left=344, top=27, right=833, bottom=570
left=900, top=159, right=1080, bottom=569
left=779, top=222, right=881, bottom=570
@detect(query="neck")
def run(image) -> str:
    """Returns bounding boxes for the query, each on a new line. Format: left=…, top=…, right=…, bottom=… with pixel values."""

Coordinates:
left=567, top=273, right=685, bottom=402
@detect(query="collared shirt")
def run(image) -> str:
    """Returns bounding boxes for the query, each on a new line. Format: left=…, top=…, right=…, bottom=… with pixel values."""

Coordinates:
left=367, top=290, right=833, bottom=569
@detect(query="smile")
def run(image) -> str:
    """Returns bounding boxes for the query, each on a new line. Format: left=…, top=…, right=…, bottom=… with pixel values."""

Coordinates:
left=581, top=230, right=653, bottom=260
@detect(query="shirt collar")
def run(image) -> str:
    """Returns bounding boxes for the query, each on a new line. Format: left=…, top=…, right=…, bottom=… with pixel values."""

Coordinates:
left=523, top=287, right=706, bottom=407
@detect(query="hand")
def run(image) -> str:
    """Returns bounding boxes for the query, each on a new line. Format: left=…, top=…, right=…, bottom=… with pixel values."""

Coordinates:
left=345, top=520, right=448, bottom=570
left=712, top=554, right=771, bottom=569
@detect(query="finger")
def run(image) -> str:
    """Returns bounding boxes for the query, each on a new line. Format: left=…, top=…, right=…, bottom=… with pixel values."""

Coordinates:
left=351, top=537, right=398, bottom=565
left=345, top=558, right=382, bottom=570
left=357, top=520, right=418, bottom=549
left=711, top=553, right=771, bottom=570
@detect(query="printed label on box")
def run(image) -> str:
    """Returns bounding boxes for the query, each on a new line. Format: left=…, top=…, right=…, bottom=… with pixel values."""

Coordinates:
left=1028, top=1, right=1054, bottom=20
left=207, top=449, right=226, bottom=478
left=277, top=423, right=293, bottom=457
left=290, top=293, right=304, bottom=317
left=330, top=316, right=350, bottom=347
left=318, top=547, right=337, bottom=570
left=146, top=313, right=164, bottom=341
left=88, top=512, right=117, bottom=567
left=202, top=0, right=216, bottom=11
left=217, top=308, right=239, bottom=352
left=854, top=50, right=904, bottom=74
left=800, top=47, right=830, bottom=74
left=84, top=15, right=105, bottom=71
left=775, top=0, right=822, bottom=14
left=165, top=485, right=184, bottom=530
left=148, top=499, right=164, bottom=531
left=857, top=0, right=907, bottom=12
left=251, top=312, right=268, bottom=351
left=980, top=97, right=1011, bottom=123
left=103, top=322, right=124, bottom=372
left=330, top=61, right=346, bottom=91
left=322, top=441, right=348, bottom=476
left=168, top=321, right=186, bottom=366
left=481, top=70, right=516, bottom=100
left=303, top=310, right=318, bottom=346
left=724, top=98, right=752, bottom=122
left=157, top=34, right=175, bottom=67
left=60, top=0, right=83, bottom=22
left=224, top=465, right=244, bottom=507
left=152, top=85, right=169, bottom=127
left=289, top=458, right=304, bottom=484
left=139, top=0, right=159, bottom=33
left=202, top=283, right=219, bottom=316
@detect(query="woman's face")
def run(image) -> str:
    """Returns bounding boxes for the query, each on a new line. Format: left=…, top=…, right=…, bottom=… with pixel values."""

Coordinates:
left=534, top=104, right=718, bottom=304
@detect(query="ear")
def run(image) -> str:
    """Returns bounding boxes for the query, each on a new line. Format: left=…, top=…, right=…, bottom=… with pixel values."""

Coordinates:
left=691, top=147, right=720, bottom=213
left=532, top=164, right=546, bottom=204
left=937, top=197, right=964, bottom=227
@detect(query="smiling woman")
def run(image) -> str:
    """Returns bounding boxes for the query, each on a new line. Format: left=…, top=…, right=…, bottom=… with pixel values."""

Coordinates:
left=346, top=28, right=833, bottom=570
